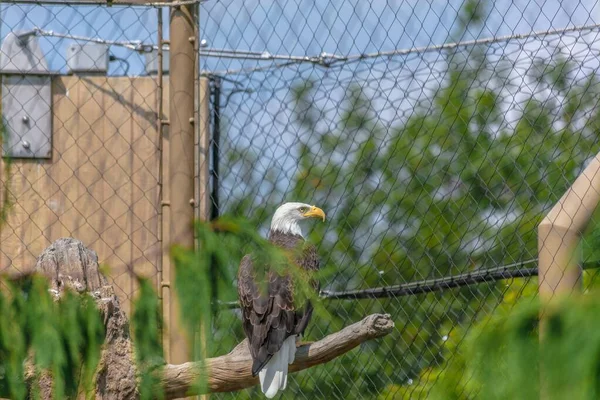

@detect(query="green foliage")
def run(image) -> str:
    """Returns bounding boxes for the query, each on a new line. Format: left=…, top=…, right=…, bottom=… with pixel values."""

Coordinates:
left=382, top=275, right=539, bottom=399
left=420, top=292, right=600, bottom=400
left=0, top=275, right=104, bottom=399
left=460, top=0, right=487, bottom=29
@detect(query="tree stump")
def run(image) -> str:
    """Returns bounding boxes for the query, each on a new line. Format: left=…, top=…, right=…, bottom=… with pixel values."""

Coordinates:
left=35, top=238, right=138, bottom=399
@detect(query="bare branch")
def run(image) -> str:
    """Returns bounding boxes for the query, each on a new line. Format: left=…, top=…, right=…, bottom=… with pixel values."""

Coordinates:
left=161, top=313, right=394, bottom=398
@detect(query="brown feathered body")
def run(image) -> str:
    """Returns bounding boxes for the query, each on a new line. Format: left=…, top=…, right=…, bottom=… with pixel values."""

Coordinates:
left=237, top=230, right=320, bottom=376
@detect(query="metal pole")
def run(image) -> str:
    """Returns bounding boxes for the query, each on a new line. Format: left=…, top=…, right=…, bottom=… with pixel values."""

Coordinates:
left=190, top=77, right=211, bottom=400
left=210, top=76, right=221, bottom=221
left=168, top=0, right=196, bottom=364
left=197, top=80, right=211, bottom=227
left=156, top=6, right=172, bottom=361
left=207, top=77, right=220, bottom=319
left=193, top=1, right=210, bottom=378
left=196, top=64, right=211, bottom=400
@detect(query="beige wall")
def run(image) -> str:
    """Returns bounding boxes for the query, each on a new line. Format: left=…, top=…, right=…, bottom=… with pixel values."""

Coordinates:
left=0, top=75, right=165, bottom=314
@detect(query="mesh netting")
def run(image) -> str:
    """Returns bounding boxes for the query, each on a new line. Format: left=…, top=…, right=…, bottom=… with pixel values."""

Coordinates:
left=202, top=1, right=600, bottom=398
left=2, top=0, right=600, bottom=398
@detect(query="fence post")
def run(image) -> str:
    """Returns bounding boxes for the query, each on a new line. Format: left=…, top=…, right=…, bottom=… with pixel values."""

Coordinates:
left=538, top=153, right=600, bottom=302
left=194, top=75, right=211, bottom=400
left=538, top=152, right=600, bottom=399
left=197, top=78, right=210, bottom=224
left=168, top=2, right=197, bottom=364
left=156, top=6, right=171, bottom=361
left=210, top=76, right=220, bottom=220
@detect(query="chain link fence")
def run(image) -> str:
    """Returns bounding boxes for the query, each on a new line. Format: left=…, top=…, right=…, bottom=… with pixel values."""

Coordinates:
left=0, top=2, right=165, bottom=314
left=202, top=0, right=600, bottom=398
left=2, top=0, right=600, bottom=398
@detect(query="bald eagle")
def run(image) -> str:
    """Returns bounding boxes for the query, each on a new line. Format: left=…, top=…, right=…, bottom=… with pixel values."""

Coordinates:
left=237, top=202, right=326, bottom=398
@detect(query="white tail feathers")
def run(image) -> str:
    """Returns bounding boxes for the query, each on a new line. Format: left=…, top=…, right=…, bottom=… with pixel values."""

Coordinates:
left=259, top=335, right=297, bottom=398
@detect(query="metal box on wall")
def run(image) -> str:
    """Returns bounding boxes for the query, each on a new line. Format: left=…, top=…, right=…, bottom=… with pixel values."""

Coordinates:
left=1, top=31, right=53, bottom=159
left=2, top=75, right=53, bottom=158
left=144, top=48, right=169, bottom=75
left=66, top=42, right=109, bottom=74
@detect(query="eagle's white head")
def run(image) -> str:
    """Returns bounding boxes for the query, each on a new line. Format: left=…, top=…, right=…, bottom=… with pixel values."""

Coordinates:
left=270, top=202, right=326, bottom=238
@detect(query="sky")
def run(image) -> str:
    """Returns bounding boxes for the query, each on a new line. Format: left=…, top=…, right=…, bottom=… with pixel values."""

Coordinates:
left=1, top=1, right=598, bottom=75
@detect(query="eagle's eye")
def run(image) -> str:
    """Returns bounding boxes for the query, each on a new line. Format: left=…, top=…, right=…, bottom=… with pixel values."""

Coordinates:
left=299, top=206, right=308, bottom=213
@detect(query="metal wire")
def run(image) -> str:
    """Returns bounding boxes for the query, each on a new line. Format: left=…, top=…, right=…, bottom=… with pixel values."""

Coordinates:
left=27, top=21, right=600, bottom=73
left=19, top=27, right=158, bottom=52
left=321, top=261, right=540, bottom=299
left=19, top=28, right=343, bottom=62
left=206, top=22, right=600, bottom=75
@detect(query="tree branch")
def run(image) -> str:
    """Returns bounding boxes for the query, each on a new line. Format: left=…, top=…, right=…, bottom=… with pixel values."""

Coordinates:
left=161, top=313, right=394, bottom=398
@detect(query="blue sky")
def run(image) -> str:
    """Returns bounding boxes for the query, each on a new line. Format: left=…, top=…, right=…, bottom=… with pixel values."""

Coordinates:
left=1, top=1, right=598, bottom=75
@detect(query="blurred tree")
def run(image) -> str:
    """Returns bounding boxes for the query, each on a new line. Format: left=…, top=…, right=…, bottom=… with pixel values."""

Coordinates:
left=0, top=275, right=104, bottom=399
left=427, top=290, right=600, bottom=400
left=214, top=0, right=600, bottom=398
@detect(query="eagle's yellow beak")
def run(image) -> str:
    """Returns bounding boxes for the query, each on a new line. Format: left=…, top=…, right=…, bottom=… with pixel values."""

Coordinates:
left=303, top=206, right=326, bottom=222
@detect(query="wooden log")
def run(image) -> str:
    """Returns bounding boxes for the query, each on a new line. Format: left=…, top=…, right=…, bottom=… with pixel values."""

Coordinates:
left=162, top=313, right=394, bottom=397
